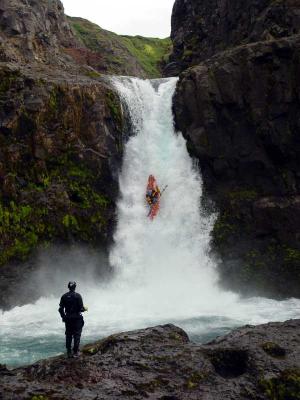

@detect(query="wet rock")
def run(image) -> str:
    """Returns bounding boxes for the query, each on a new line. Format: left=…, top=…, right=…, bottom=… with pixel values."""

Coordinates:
left=0, top=63, right=125, bottom=308
left=168, top=0, right=300, bottom=74
left=0, top=321, right=299, bottom=399
left=174, top=32, right=300, bottom=298
left=0, top=0, right=77, bottom=66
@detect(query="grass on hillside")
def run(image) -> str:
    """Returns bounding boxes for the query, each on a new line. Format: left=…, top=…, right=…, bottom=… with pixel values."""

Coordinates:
left=121, top=35, right=171, bottom=78
left=68, top=16, right=171, bottom=78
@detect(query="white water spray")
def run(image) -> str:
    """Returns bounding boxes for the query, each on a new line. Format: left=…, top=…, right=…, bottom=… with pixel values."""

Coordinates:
left=108, top=77, right=235, bottom=316
left=1, top=77, right=300, bottom=367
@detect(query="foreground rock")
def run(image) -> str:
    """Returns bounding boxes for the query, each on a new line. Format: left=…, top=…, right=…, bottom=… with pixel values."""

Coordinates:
left=1, top=322, right=300, bottom=399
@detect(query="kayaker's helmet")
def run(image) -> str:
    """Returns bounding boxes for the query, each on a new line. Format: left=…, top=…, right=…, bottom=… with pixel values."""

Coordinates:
left=68, top=281, right=76, bottom=291
left=148, top=175, right=155, bottom=184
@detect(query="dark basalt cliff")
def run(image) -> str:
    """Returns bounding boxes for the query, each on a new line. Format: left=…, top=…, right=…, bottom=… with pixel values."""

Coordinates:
left=171, top=0, right=300, bottom=298
left=167, top=0, right=300, bottom=75
left=0, top=0, right=127, bottom=309
left=1, top=321, right=300, bottom=399
left=0, top=0, right=77, bottom=66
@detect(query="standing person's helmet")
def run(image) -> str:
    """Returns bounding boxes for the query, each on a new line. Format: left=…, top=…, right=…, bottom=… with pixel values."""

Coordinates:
left=68, top=281, right=76, bottom=291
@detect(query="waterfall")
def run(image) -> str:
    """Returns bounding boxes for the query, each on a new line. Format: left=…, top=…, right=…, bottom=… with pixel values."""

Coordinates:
left=1, top=77, right=299, bottom=367
left=108, top=76, right=235, bottom=315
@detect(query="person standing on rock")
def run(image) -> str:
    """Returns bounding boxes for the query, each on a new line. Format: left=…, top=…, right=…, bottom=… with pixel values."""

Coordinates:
left=58, top=282, right=87, bottom=358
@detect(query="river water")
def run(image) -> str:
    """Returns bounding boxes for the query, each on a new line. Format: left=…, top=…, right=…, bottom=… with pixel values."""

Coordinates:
left=1, top=77, right=299, bottom=367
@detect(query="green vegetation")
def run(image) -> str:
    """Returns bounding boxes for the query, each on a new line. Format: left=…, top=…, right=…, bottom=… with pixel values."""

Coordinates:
left=227, top=189, right=258, bottom=203
left=0, top=68, right=20, bottom=97
left=260, top=369, right=300, bottom=400
left=0, top=156, right=111, bottom=267
left=84, top=70, right=101, bottom=79
left=106, top=90, right=123, bottom=128
left=68, top=16, right=172, bottom=78
left=30, top=396, right=49, bottom=400
left=185, top=372, right=206, bottom=389
left=0, top=70, right=118, bottom=268
left=212, top=212, right=237, bottom=246
left=83, top=335, right=118, bottom=356
left=121, top=35, right=171, bottom=78
left=261, top=342, right=286, bottom=358
left=0, top=201, right=49, bottom=265
left=284, top=247, right=300, bottom=264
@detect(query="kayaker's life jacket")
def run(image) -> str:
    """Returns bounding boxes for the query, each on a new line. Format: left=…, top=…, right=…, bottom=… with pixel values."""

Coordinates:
left=146, top=188, right=160, bottom=205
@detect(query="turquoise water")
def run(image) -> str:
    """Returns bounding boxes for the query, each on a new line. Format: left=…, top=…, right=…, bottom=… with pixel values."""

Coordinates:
left=1, top=316, right=238, bottom=368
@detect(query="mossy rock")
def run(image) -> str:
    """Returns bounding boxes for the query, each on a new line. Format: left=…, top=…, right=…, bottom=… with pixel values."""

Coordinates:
left=105, top=90, right=123, bottom=129
left=82, top=335, right=118, bottom=356
left=0, top=68, right=21, bottom=97
left=260, top=368, right=300, bottom=400
left=185, top=371, right=207, bottom=390
left=212, top=212, right=237, bottom=246
left=262, top=342, right=286, bottom=358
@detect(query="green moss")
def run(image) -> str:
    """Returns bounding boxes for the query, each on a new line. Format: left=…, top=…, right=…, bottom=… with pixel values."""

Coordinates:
left=245, top=250, right=266, bottom=268
left=62, top=214, right=79, bottom=230
left=120, top=35, right=172, bottom=78
left=168, top=332, right=183, bottom=341
left=212, top=212, right=237, bottom=245
left=106, top=90, right=123, bottom=128
left=284, top=247, right=300, bottom=264
left=0, top=201, right=50, bottom=265
left=183, top=49, right=194, bottom=59
left=228, top=189, right=258, bottom=202
left=48, top=87, right=64, bottom=114
left=185, top=372, right=206, bottom=389
left=82, top=335, right=118, bottom=355
left=0, top=154, right=111, bottom=266
left=84, top=70, right=101, bottom=79
left=0, top=69, right=20, bottom=97
left=262, top=342, right=286, bottom=358
left=260, top=368, right=300, bottom=400
left=0, top=72, right=115, bottom=267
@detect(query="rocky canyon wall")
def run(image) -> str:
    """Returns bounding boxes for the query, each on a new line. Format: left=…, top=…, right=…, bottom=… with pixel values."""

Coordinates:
left=0, top=0, right=127, bottom=309
left=170, top=0, right=300, bottom=297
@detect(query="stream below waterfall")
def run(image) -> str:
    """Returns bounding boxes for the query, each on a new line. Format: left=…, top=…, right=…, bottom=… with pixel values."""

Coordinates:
left=1, top=77, right=300, bottom=368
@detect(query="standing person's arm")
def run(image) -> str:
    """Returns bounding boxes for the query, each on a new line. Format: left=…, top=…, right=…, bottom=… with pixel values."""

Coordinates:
left=77, top=294, right=86, bottom=312
left=58, top=296, right=66, bottom=321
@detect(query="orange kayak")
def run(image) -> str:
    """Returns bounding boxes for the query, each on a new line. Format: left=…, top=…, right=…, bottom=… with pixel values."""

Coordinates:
left=148, top=198, right=160, bottom=220
left=146, top=175, right=161, bottom=220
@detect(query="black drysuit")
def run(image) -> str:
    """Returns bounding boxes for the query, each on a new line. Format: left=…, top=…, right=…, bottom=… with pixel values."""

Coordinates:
left=58, top=291, right=85, bottom=354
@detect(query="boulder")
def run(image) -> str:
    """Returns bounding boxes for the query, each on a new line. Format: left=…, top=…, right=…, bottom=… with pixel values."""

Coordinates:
left=1, top=321, right=300, bottom=399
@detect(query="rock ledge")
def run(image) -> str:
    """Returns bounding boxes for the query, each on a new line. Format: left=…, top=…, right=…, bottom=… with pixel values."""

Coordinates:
left=1, top=320, right=300, bottom=399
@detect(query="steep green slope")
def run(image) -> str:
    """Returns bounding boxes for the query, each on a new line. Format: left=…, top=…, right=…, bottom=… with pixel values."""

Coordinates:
left=121, top=35, right=171, bottom=78
left=68, top=17, right=172, bottom=78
